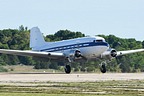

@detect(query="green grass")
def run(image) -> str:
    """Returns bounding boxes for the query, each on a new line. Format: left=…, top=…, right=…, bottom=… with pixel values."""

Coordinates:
left=0, top=80, right=144, bottom=96
left=3, top=65, right=62, bottom=73
left=0, top=93, right=138, bottom=96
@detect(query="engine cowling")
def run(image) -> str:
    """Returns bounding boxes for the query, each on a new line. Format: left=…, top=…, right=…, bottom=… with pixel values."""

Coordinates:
left=65, top=49, right=82, bottom=59
left=110, top=49, right=117, bottom=57
left=75, top=50, right=81, bottom=57
left=102, top=48, right=117, bottom=59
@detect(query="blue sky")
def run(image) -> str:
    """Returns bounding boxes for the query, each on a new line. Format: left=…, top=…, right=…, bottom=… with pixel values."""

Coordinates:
left=0, top=0, right=144, bottom=41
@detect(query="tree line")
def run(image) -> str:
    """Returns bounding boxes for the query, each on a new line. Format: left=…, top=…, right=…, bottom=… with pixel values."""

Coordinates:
left=0, top=25, right=144, bottom=72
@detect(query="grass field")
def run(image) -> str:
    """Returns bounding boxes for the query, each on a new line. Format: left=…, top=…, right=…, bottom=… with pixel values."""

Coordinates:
left=0, top=80, right=144, bottom=96
left=3, top=65, right=61, bottom=73
left=0, top=93, right=137, bottom=96
left=0, top=93, right=128, bottom=96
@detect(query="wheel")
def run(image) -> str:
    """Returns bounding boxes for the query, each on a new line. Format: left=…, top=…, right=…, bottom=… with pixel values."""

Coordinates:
left=65, top=65, right=71, bottom=74
left=100, top=64, right=106, bottom=73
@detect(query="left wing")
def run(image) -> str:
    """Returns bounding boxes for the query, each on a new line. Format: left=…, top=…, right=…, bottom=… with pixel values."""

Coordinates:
left=0, top=49, right=65, bottom=59
left=102, top=49, right=144, bottom=58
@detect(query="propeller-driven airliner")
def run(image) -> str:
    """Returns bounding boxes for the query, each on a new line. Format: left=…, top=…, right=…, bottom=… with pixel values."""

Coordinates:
left=0, top=27, right=144, bottom=73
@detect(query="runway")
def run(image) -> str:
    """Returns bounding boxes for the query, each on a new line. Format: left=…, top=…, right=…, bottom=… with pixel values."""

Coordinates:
left=0, top=73, right=144, bottom=83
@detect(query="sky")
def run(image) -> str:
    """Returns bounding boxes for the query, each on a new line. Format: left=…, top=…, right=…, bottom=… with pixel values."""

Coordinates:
left=0, top=0, right=144, bottom=41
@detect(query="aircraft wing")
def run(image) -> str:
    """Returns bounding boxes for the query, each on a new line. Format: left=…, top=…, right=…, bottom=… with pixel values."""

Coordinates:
left=102, top=49, right=144, bottom=59
left=0, top=49, right=65, bottom=59
left=116, top=49, right=144, bottom=56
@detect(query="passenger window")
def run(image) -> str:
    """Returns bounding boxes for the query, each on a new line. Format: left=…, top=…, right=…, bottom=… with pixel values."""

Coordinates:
left=93, top=40, right=96, bottom=42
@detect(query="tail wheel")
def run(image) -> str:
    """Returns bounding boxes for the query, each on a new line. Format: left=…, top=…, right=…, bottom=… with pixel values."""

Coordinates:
left=100, top=64, right=106, bottom=73
left=65, top=65, right=71, bottom=74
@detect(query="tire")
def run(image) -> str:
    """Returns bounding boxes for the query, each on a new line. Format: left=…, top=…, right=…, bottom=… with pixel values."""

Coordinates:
left=65, top=65, right=71, bottom=74
left=100, top=64, right=106, bottom=73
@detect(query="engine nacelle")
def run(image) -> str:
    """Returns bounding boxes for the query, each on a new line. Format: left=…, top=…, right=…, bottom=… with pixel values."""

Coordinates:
left=102, top=48, right=117, bottom=59
left=110, top=49, right=117, bottom=57
left=65, top=49, right=82, bottom=59
left=75, top=50, right=81, bottom=57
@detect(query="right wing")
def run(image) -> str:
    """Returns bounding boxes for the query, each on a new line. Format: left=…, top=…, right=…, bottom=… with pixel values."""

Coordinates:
left=102, top=48, right=144, bottom=59
left=0, top=49, right=65, bottom=59
left=117, top=49, right=144, bottom=56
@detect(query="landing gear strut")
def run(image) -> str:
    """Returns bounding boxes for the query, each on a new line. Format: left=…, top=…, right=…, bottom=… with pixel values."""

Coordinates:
left=65, top=65, right=71, bottom=74
left=100, top=62, right=106, bottom=73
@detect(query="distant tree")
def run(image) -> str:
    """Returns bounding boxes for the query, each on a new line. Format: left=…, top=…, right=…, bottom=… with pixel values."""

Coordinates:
left=19, top=25, right=25, bottom=31
left=25, top=27, right=28, bottom=31
left=142, top=41, right=144, bottom=48
left=119, top=56, right=131, bottom=73
left=34, top=61, right=49, bottom=69
left=34, top=63, right=41, bottom=69
left=46, top=29, right=85, bottom=41
left=49, top=62, right=58, bottom=70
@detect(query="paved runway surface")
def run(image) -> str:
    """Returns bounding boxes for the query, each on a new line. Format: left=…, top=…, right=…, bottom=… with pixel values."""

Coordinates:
left=0, top=73, right=144, bottom=82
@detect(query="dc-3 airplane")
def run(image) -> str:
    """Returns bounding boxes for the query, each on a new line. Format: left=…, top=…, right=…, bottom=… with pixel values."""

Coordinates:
left=0, top=27, right=144, bottom=73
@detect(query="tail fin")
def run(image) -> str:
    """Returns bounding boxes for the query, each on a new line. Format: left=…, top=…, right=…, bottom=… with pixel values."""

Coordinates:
left=30, top=27, right=46, bottom=50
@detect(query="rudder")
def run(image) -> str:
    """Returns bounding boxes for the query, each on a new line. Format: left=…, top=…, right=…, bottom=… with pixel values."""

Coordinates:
left=30, top=27, right=46, bottom=50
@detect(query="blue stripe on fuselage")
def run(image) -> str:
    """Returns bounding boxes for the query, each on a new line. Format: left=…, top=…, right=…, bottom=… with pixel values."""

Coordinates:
left=40, top=42, right=109, bottom=52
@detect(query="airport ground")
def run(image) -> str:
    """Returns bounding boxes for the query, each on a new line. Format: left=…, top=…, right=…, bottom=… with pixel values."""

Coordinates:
left=0, top=65, right=144, bottom=96
left=0, top=73, right=144, bottom=96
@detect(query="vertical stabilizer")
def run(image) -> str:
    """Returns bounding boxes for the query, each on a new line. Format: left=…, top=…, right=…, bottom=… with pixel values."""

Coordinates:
left=30, top=27, right=46, bottom=50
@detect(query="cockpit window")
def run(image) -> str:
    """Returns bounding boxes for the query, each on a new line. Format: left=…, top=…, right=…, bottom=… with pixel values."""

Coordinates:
left=96, top=39, right=103, bottom=42
left=93, top=39, right=104, bottom=43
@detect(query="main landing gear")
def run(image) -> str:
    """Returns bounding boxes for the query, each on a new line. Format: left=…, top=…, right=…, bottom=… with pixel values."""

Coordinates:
left=65, top=64, right=71, bottom=74
left=100, top=62, right=107, bottom=73
left=64, top=63, right=107, bottom=74
left=64, top=63, right=107, bottom=73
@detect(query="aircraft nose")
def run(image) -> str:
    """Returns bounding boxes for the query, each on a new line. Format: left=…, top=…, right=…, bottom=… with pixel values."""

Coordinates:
left=103, top=41, right=109, bottom=47
left=107, top=43, right=110, bottom=48
left=104, top=42, right=110, bottom=50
